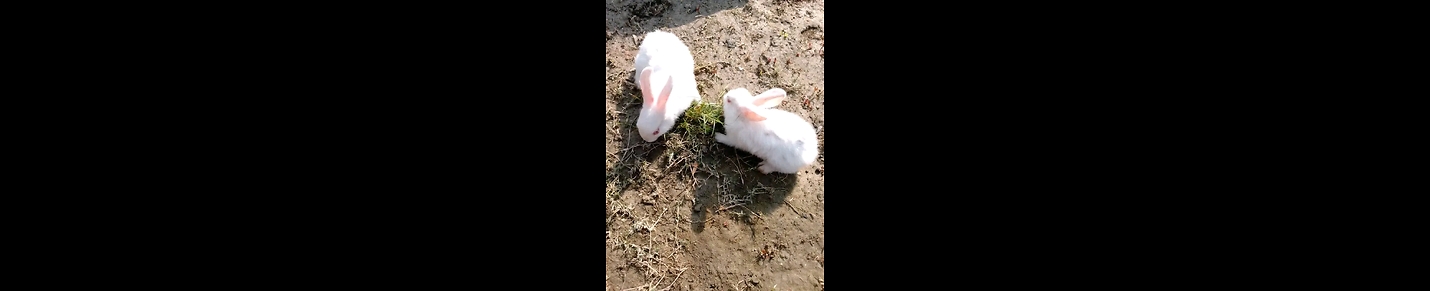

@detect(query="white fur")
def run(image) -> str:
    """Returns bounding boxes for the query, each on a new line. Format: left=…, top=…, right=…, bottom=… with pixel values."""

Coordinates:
left=633, top=30, right=699, bottom=142
left=715, top=88, right=820, bottom=174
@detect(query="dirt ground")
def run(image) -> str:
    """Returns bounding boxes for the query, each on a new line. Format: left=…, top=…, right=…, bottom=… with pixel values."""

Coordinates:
left=606, top=0, right=825, bottom=290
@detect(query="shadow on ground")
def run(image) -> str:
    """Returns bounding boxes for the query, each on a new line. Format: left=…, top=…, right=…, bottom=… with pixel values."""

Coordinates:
left=606, top=0, right=749, bottom=40
left=684, top=122, right=800, bottom=233
left=606, top=80, right=663, bottom=194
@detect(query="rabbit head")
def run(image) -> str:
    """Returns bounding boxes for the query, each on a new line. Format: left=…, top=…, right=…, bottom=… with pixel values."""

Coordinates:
left=636, top=67, right=677, bottom=142
left=723, top=87, right=788, bottom=122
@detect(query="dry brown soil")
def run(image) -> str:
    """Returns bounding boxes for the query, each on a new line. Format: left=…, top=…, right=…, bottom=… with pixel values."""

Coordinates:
left=606, top=0, right=825, bottom=290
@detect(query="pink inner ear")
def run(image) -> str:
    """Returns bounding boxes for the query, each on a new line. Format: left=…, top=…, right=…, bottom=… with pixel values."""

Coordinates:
left=655, top=74, right=674, bottom=109
left=751, top=89, right=786, bottom=107
left=741, top=108, right=767, bottom=122
left=753, top=95, right=784, bottom=108
left=753, top=97, right=774, bottom=107
left=639, top=68, right=655, bottom=105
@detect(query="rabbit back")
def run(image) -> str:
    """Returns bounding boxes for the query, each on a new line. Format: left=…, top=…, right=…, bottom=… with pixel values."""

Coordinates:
left=720, top=109, right=820, bottom=173
left=633, top=31, right=695, bottom=84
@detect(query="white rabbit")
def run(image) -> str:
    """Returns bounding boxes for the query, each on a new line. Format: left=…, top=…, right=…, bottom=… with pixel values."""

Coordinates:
left=633, top=30, right=699, bottom=142
left=715, top=87, right=820, bottom=174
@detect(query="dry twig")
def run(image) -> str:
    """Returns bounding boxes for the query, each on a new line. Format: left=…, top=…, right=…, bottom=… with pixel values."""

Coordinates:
left=785, top=200, right=806, bottom=218
left=663, top=268, right=689, bottom=291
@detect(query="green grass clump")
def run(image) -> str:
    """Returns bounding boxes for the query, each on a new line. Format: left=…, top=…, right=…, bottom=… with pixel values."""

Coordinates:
left=680, top=101, right=723, bottom=136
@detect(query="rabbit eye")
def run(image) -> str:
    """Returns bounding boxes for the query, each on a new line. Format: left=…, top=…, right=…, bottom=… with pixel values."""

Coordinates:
left=652, top=130, right=659, bottom=135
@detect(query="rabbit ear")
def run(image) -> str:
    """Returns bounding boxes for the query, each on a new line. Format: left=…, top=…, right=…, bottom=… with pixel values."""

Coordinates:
left=740, top=107, right=768, bottom=122
left=751, top=88, right=787, bottom=108
left=639, top=68, right=656, bottom=105
left=656, top=74, right=674, bottom=109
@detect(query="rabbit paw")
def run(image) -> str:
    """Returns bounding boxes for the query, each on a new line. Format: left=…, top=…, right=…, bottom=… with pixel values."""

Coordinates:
left=714, top=133, right=730, bottom=145
left=758, top=162, right=775, bottom=174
